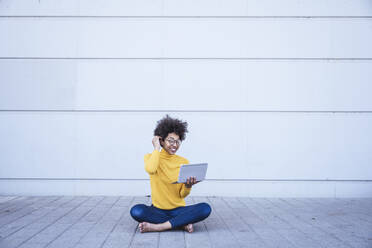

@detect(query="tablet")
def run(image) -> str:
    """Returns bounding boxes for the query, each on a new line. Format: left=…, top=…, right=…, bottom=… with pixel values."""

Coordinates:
left=173, top=163, right=208, bottom=184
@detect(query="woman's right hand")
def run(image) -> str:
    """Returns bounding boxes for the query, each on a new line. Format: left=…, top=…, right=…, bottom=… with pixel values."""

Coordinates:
left=152, top=136, right=161, bottom=151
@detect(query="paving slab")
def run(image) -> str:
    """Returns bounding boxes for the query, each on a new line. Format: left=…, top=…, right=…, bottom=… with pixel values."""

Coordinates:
left=0, top=196, right=371, bottom=248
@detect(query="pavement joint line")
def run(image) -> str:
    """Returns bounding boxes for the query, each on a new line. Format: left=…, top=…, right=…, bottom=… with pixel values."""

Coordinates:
left=0, top=197, right=33, bottom=212
left=127, top=196, right=151, bottom=248
left=0, top=196, right=62, bottom=234
left=234, top=197, right=297, bottom=248
left=70, top=196, right=123, bottom=248
left=0, top=196, right=24, bottom=207
left=265, top=198, right=354, bottom=248
left=44, top=196, right=107, bottom=248
left=206, top=196, right=257, bottom=248
left=251, top=197, right=323, bottom=247
left=0, top=196, right=68, bottom=239
left=99, top=196, right=135, bottom=248
left=11, top=196, right=89, bottom=248
left=292, top=198, right=367, bottom=247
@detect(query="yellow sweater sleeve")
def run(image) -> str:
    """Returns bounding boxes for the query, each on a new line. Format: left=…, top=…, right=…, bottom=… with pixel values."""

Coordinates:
left=179, top=158, right=191, bottom=198
left=144, top=150, right=160, bottom=174
left=179, top=184, right=191, bottom=198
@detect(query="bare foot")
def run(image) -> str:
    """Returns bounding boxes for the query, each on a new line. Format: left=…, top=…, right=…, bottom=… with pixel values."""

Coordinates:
left=139, top=222, right=158, bottom=233
left=183, top=224, right=193, bottom=233
left=139, top=221, right=172, bottom=233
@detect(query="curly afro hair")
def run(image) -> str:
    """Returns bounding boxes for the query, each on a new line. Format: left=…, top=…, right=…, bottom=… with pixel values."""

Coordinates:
left=154, top=114, right=188, bottom=141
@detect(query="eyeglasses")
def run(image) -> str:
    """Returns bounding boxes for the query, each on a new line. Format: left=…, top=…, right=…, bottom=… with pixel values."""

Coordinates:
left=165, top=138, right=182, bottom=146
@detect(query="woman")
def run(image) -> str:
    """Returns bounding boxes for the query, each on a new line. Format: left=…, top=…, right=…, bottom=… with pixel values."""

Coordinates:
left=130, top=115, right=212, bottom=233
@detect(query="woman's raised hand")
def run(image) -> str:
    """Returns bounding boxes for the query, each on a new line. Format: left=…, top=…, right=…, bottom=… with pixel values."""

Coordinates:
left=152, top=136, right=161, bottom=151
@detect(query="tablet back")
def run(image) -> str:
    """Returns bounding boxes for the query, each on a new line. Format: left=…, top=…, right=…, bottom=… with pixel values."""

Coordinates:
left=176, top=163, right=208, bottom=183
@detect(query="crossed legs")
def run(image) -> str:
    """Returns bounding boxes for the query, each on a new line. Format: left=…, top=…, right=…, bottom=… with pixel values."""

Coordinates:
left=130, top=203, right=211, bottom=233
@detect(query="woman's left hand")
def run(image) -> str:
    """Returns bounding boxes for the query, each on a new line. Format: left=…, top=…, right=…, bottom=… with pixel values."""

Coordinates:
left=185, top=177, right=199, bottom=188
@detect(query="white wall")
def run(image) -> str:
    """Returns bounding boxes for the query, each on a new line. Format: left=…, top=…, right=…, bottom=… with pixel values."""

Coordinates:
left=1, top=0, right=372, bottom=197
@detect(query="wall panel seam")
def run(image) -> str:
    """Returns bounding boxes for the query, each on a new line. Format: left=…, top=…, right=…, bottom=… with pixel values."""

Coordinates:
left=1, top=16, right=372, bottom=19
left=0, top=178, right=371, bottom=182
left=1, top=58, right=372, bottom=60
left=1, top=110, right=372, bottom=113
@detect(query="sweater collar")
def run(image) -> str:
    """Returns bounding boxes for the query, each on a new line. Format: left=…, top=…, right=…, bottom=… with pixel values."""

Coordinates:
left=160, top=148, right=175, bottom=158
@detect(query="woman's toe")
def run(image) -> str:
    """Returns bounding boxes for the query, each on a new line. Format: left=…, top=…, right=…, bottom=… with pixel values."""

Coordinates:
left=185, top=224, right=193, bottom=233
left=139, top=223, right=144, bottom=232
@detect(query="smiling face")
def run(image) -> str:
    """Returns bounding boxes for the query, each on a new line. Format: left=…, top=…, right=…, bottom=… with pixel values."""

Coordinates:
left=160, top=132, right=182, bottom=155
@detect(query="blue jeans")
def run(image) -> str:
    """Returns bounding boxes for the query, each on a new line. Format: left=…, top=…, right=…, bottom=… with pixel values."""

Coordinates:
left=130, top=202, right=212, bottom=229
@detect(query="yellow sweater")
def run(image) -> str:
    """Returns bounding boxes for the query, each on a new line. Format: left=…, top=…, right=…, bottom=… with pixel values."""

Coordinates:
left=144, top=149, right=191, bottom=209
